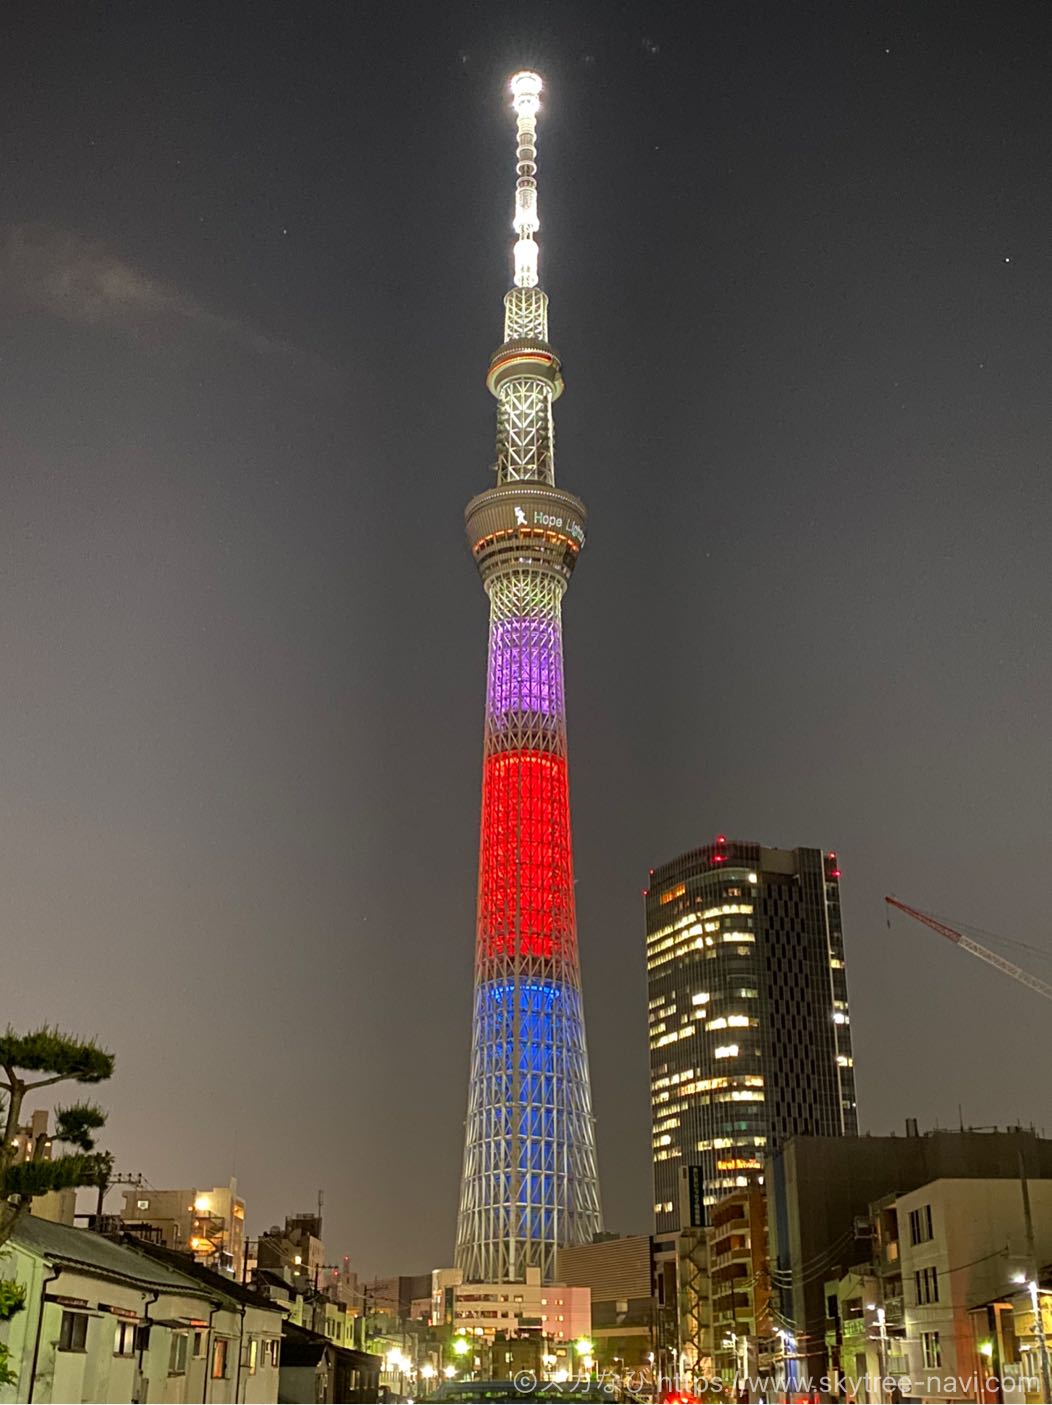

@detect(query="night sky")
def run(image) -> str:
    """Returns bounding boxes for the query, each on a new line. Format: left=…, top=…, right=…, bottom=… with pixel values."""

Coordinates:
left=3, top=1, right=1051, bottom=1279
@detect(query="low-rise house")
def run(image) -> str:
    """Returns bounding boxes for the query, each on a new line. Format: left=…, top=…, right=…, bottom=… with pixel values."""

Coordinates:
left=278, top=1320, right=380, bottom=1403
left=129, top=1238, right=288, bottom=1404
left=0, top=1214, right=285, bottom=1403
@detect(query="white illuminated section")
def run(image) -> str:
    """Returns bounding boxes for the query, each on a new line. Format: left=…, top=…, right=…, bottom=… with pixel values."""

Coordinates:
left=509, top=70, right=543, bottom=287
left=514, top=237, right=538, bottom=285
left=516, top=184, right=538, bottom=231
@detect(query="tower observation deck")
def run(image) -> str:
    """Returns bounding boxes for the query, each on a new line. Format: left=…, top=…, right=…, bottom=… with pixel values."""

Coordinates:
left=454, top=72, right=603, bottom=1285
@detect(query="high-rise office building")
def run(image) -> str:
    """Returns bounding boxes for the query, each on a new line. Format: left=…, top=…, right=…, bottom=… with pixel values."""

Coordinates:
left=454, top=72, right=602, bottom=1284
left=645, top=838, right=856, bottom=1232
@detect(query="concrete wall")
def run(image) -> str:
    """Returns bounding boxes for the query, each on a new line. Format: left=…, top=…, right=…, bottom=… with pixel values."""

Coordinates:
left=558, top=1235, right=653, bottom=1303
left=897, top=1178, right=1052, bottom=1402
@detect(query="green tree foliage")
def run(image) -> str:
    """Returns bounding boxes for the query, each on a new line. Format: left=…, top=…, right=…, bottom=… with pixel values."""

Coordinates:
left=0, top=1272, right=26, bottom=1385
left=0, top=1028, right=115, bottom=1386
left=0, top=1028, right=115, bottom=1241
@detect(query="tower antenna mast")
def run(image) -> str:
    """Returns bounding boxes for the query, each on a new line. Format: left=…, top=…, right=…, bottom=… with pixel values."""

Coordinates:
left=510, top=71, right=542, bottom=289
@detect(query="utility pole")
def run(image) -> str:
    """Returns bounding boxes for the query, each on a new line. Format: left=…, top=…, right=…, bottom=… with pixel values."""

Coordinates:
left=874, top=1307, right=888, bottom=1405
left=90, top=1168, right=143, bottom=1222
left=1019, top=1150, right=1052, bottom=1403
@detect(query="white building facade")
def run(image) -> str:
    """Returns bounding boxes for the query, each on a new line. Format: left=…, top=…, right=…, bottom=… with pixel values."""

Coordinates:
left=433, top=1265, right=591, bottom=1343
left=894, top=1178, right=1052, bottom=1403
left=0, top=1215, right=283, bottom=1404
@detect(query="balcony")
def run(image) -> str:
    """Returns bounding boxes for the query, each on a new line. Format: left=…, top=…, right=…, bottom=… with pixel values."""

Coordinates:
left=713, top=1295, right=752, bottom=1318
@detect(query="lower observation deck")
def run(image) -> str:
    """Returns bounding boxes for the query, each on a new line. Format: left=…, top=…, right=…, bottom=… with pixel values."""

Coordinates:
left=466, top=484, right=586, bottom=588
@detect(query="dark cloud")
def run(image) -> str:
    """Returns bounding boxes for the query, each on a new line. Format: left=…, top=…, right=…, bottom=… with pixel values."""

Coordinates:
left=0, top=224, right=294, bottom=358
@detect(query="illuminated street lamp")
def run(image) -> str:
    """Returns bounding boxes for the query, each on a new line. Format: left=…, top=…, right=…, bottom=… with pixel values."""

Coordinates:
left=865, top=1303, right=889, bottom=1404
left=574, top=1338, right=595, bottom=1375
left=775, top=1326, right=799, bottom=1397
left=386, top=1347, right=411, bottom=1395
left=1012, top=1272, right=1052, bottom=1403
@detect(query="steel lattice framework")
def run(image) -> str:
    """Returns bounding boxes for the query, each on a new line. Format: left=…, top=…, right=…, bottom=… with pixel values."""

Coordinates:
left=455, top=72, right=602, bottom=1285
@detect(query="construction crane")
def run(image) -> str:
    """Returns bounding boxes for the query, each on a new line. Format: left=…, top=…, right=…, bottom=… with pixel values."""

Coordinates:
left=885, top=896, right=1052, bottom=1002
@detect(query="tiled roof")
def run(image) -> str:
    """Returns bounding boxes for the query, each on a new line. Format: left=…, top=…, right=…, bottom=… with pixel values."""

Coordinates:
left=13, top=1215, right=216, bottom=1298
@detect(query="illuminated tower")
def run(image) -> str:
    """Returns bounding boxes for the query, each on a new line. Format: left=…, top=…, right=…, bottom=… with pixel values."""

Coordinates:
left=455, top=72, right=602, bottom=1284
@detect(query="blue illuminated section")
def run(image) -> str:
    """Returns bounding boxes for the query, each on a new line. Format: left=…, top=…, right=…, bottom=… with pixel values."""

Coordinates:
left=469, top=977, right=588, bottom=1262
left=476, top=980, right=561, bottom=1076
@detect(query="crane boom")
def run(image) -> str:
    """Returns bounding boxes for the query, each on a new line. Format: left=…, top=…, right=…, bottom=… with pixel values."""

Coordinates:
left=885, top=896, right=1052, bottom=1002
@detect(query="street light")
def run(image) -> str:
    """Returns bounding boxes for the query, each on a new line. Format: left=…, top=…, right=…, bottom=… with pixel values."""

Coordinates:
left=775, top=1327, right=799, bottom=1397
left=723, top=1330, right=748, bottom=1393
left=386, top=1347, right=414, bottom=1398
left=443, top=1364, right=457, bottom=1379
left=864, top=1304, right=889, bottom=1404
left=1012, top=1273, right=1052, bottom=1403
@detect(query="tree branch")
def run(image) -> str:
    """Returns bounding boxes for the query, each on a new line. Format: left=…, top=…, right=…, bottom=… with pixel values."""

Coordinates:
left=1, top=1076, right=25, bottom=1164
left=0, top=1200, right=24, bottom=1253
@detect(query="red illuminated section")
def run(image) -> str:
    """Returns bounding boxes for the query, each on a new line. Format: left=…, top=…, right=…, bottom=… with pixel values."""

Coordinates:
left=478, top=750, right=575, bottom=967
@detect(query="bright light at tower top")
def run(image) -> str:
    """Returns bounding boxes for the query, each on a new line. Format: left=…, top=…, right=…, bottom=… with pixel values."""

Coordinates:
left=509, top=70, right=543, bottom=288
left=510, top=70, right=543, bottom=113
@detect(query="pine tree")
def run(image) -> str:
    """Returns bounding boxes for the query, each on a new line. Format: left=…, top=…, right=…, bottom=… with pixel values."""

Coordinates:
left=0, top=1027, right=114, bottom=1233
left=0, top=1027, right=115, bottom=1386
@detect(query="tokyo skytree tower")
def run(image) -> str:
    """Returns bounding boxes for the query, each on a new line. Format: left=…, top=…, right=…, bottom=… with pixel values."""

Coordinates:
left=454, top=72, right=603, bottom=1285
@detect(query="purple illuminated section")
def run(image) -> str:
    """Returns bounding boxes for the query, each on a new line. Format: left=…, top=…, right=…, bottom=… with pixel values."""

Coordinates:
left=487, top=614, right=565, bottom=722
